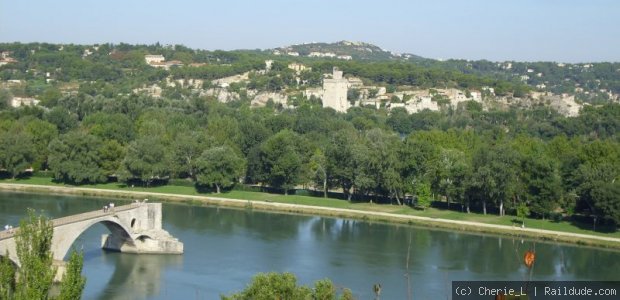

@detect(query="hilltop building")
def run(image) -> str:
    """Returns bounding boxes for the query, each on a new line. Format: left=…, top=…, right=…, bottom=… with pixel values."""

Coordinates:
left=144, top=55, right=184, bottom=70
left=145, top=55, right=165, bottom=64
left=322, top=67, right=350, bottom=113
left=10, top=97, right=40, bottom=108
left=288, top=63, right=310, bottom=73
left=0, top=51, right=17, bottom=66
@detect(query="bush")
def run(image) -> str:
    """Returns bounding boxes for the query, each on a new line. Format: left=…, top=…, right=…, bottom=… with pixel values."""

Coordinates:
left=221, top=272, right=353, bottom=300
left=32, top=170, right=54, bottom=178
left=168, top=178, right=195, bottom=187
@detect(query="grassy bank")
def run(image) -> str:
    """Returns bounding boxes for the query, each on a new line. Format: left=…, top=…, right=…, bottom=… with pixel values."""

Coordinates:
left=1, top=177, right=620, bottom=249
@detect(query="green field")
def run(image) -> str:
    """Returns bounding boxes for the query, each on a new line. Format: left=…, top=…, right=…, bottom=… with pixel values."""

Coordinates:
left=3, top=177, right=620, bottom=240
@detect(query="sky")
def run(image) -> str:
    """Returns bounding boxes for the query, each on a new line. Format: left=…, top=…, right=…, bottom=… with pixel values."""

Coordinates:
left=1, top=0, right=619, bottom=63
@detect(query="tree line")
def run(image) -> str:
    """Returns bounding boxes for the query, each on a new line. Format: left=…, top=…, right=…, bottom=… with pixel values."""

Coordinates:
left=0, top=95, right=619, bottom=228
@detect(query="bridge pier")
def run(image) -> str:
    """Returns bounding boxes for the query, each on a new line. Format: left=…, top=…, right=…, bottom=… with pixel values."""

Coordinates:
left=101, top=229, right=183, bottom=254
left=54, top=260, right=67, bottom=282
left=99, top=202, right=183, bottom=254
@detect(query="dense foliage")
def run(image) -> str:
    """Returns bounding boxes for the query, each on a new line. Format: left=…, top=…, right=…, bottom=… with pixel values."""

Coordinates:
left=0, top=42, right=619, bottom=231
left=221, top=272, right=353, bottom=300
left=0, top=209, right=85, bottom=300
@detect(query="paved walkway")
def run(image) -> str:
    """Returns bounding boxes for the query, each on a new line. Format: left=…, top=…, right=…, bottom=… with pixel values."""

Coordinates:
left=1, top=183, right=620, bottom=247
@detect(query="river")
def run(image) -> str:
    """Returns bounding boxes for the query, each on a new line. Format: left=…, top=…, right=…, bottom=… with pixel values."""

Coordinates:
left=1, top=191, right=619, bottom=299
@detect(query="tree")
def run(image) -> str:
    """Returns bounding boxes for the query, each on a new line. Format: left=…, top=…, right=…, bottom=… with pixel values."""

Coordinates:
left=517, top=202, right=530, bottom=227
left=522, top=154, right=562, bottom=219
left=362, top=129, right=403, bottom=204
left=48, top=132, right=110, bottom=184
left=56, top=250, right=86, bottom=300
left=23, top=118, right=58, bottom=171
left=120, top=136, right=170, bottom=186
left=44, top=107, right=78, bottom=134
left=195, top=146, right=245, bottom=193
left=171, top=130, right=207, bottom=179
left=0, top=128, right=34, bottom=178
left=0, top=254, right=15, bottom=299
left=470, top=145, right=519, bottom=216
left=1, top=209, right=86, bottom=300
left=259, top=130, right=307, bottom=195
left=238, top=119, right=271, bottom=156
left=326, top=129, right=360, bottom=201
left=400, top=134, right=440, bottom=203
left=221, top=272, right=353, bottom=300
left=436, top=149, right=473, bottom=211
left=415, top=182, right=432, bottom=210
left=14, top=209, right=56, bottom=299
left=386, top=107, right=412, bottom=135
left=590, top=182, right=620, bottom=226
left=98, top=140, right=126, bottom=176
left=0, top=88, right=11, bottom=110
left=309, top=149, right=328, bottom=198
left=206, top=115, right=241, bottom=149
left=347, top=89, right=360, bottom=102
left=81, top=112, right=135, bottom=144
left=571, top=143, right=619, bottom=229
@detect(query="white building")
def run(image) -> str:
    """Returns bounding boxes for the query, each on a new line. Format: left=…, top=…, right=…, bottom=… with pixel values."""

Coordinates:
left=133, top=84, right=163, bottom=98
left=288, top=63, right=310, bottom=73
left=447, top=89, right=468, bottom=103
left=482, top=86, right=495, bottom=95
left=303, top=87, right=323, bottom=99
left=265, top=60, right=274, bottom=71
left=145, top=55, right=165, bottom=65
left=404, top=96, right=439, bottom=114
left=346, top=77, right=364, bottom=88
left=10, top=97, right=40, bottom=108
left=470, top=91, right=482, bottom=101
left=322, top=67, right=350, bottom=113
left=308, top=52, right=337, bottom=58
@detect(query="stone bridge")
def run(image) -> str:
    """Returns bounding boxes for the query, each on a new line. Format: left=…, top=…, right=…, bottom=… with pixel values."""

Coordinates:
left=0, top=202, right=183, bottom=267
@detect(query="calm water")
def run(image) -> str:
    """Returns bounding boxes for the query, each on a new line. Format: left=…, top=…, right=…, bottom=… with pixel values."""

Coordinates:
left=1, top=191, right=619, bottom=299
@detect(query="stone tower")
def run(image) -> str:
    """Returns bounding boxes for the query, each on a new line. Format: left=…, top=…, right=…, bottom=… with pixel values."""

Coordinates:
left=322, top=67, right=350, bottom=112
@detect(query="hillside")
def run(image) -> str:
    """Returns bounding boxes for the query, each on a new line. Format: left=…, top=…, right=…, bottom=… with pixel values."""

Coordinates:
left=272, top=40, right=426, bottom=61
left=266, top=41, right=620, bottom=105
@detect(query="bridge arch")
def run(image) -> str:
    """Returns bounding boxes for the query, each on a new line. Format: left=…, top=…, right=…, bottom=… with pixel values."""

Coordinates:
left=1, top=203, right=182, bottom=267
left=52, top=216, right=135, bottom=261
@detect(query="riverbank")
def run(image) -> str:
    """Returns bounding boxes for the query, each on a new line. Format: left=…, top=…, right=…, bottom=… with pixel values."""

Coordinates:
left=1, top=181, right=620, bottom=250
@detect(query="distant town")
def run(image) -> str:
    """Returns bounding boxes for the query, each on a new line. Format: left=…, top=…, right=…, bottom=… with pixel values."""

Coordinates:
left=1, top=41, right=618, bottom=118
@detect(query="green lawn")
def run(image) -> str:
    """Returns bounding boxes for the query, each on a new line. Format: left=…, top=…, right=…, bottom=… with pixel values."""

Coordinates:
left=4, top=177, right=620, bottom=239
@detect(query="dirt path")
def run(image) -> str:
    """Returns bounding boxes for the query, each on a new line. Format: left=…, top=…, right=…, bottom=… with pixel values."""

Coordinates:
left=2, top=183, right=620, bottom=249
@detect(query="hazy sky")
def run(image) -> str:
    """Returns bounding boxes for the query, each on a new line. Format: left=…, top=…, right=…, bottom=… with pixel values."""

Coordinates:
left=1, top=0, right=618, bottom=62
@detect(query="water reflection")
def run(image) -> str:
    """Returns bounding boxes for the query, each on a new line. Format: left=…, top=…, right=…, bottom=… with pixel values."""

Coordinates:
left=92, top=253, right=183, bottom=300
left=163, top=204, right=310, bottom=242
left=0, top=191, right=129, bottom=219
